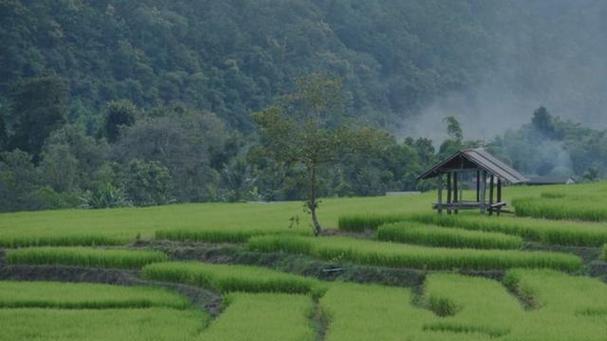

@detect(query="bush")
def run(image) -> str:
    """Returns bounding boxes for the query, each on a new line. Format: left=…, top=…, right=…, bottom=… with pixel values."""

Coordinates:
left=248, top=235, right=582, bottom=271
left=377, top=221, right=522, bottom=249
left=6, top=247, right=167, bottom=269
left=141, top=262, right=325, bottom=297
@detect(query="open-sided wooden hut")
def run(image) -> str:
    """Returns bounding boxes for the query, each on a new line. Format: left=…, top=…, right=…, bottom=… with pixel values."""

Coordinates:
left=417, top=148, right=528, bottom=215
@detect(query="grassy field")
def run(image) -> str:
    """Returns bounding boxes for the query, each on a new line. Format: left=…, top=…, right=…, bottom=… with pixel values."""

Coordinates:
left=3, top=182, right=607, bottom=340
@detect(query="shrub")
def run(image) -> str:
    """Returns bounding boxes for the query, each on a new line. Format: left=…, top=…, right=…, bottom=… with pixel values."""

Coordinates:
left=248, top=235, right=582, bottom=271
left=377, top=221, right=522, bottom=249
left=338, top=213, right=409, bottom=232
left=6, top=247, right=167, bottom=269
left=141, top=262, right=325, bottom=297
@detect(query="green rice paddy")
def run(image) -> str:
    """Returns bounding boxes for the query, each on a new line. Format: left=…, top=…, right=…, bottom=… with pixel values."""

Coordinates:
left=2, top=182, right=607, bottom=340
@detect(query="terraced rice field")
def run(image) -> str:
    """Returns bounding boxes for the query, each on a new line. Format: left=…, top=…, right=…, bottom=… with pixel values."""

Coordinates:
left=2, top=182, right=607, bottom=339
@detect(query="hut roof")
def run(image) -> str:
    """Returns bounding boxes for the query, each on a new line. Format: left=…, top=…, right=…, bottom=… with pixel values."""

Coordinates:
left=417, top=148, right=528, bottom=184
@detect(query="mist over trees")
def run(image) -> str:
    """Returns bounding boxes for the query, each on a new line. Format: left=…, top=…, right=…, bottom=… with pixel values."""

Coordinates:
left=1, top=0, right=606, bottom=212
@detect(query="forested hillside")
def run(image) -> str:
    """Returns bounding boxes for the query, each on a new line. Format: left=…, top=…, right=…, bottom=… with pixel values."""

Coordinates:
left=1, top=0, right=606, bottom=212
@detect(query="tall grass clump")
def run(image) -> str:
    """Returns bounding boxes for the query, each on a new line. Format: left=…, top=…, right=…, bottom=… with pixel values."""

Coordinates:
left=377, top=221, right=522, bottom=249
left=0, top=281, right=188, bottom=309
left=338, top=213, right=409, bottom=232
left=6, top=247, right=167, bottom=269
left=409, top=213, right=607, bottom=246
left=201, top=293, right=315, bottom=341
left=513, top=196, right=607, bottom=222
left=248, top=235, right=581, bottom=271
left=141, top=261, right=325, bottom=296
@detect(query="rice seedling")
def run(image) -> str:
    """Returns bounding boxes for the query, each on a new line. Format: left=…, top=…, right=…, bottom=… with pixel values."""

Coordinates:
left=422, top=273, right=523, bottom=337
left=201, top=293, right=315, bottom=341
left=0, top=194, right=431, bottom=247
left=0, top=281, right=189, bottom=309
left=377, top=221, right=523, bottom=249
left=500, top=269, right=607, bottom=341
left=513, top=196, right=607, bottom=222
left=0, top=308, right=207, bottom=341
left=338, top=213, right=410, bottom=232
left=321, top=282, right=491, bottom=341
left=0, top=233, right=129, bottom=248
left=141, top=261, right=325, bottom=296
left=504, top=269, right=607, bottom=314
left=409, top=213, right=607, bottom=246
left=248, top=235, right=582, bottom=271
left=6, top=247, right=168, bottom=269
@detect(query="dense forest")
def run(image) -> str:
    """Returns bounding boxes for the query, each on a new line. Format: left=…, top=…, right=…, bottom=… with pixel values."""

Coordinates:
left=1, top=0, right=606, bottom=212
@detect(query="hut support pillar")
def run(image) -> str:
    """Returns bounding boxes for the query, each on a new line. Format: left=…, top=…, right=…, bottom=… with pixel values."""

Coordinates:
left=480, top=171, right=487, bottom=214
left=489, top=175, right=495, bottom=216
left=496, top=178, right=502, bottom=216
left=476, top=170, right=480, bottom=202
left=453, top=172, right=459, bottom=214
left=437, top=175, right=443, bottom=214
left=446, top=173, right=452, bottom=214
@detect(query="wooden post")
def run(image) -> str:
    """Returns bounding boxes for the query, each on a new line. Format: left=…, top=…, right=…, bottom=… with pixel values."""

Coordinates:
left=476, top=170, right=480, bottom=203
left=489, top=175, right=495, bottom=216
left=497, top=178, right=502, bottom=216
left=480, top=171, right=487, bottom=214
left=437, top=175, right=443, bottom=214
left=453, top=172, right=458, bottom=214
left=446, top=172, right=452, bottom=215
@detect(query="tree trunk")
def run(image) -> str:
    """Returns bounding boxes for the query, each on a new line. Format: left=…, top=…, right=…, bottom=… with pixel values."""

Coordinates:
left=307, top=162, right=322, bottom=236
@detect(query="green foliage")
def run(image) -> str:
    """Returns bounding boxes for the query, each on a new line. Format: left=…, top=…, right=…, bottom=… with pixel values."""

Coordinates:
left=409, top=213, right=607, bottom=246
left=377, top=221, right=523, bottom=249
left=254, top=73, right=390, bottom=234
left=81, top=182, right=128, bottom=209
left=141, top=262, right=325, bottom=296
left=0, top=281, right=188, bottom=309
left=123, top=159, right=172, bottom=206
left=8, top=76, right=68, bottom=159
left=202, top=293, right=315, bottom=341
left=6, top=247, right=168, bottom=269
left=103, top=100, right=137, bottom=142
left=248, top=235, right=581, bottom=271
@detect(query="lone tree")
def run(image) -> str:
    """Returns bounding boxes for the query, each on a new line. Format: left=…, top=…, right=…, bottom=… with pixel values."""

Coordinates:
left=253, top=74, right=387, bottom=235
